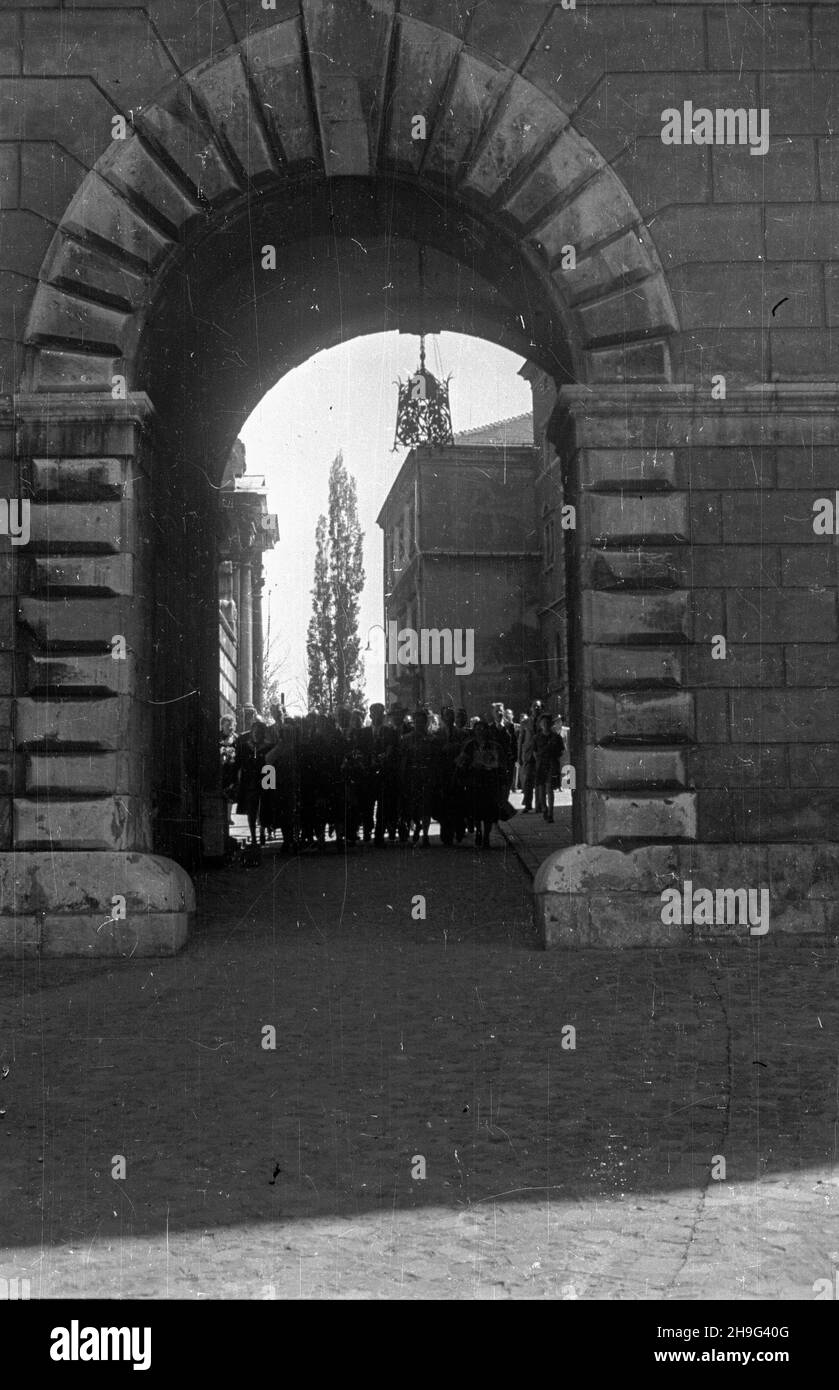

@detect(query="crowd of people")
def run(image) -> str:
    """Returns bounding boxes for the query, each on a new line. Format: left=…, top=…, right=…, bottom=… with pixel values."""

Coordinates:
left=219, top=699, right=566, bottom=854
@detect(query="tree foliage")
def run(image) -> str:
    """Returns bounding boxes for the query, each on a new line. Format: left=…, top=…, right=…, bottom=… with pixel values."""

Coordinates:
left=306, top=453, right=365, bottom=713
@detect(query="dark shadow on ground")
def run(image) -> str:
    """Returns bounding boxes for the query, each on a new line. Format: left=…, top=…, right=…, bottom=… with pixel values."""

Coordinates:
left=1, top=838, right=837, bottom=1254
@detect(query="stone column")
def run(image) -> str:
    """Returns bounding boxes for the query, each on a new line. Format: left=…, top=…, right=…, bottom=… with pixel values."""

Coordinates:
left=238, top=563, right=253, bottom=712
left=252, top=568, right=264, bottom=714
left=1, top=393, right=194, bottom=958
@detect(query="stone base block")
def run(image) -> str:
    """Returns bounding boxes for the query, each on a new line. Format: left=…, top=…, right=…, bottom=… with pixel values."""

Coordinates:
left=0, top=851, right=195, bottom=958
left=41, top=912, right=189, bottom=956
left=533, top=842, right=839, bottom=949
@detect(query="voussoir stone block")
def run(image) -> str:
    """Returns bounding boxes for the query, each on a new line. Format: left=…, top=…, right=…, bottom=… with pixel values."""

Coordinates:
left=385, top=16, right=460, bottom=173
left=553, top=227, right=661, bottom=307
left=424, top=50, right=508, bottom=181
left=587, top=340, right=672, bottom=384
left=462, top=80, right=568, bottom=201
left=531, top=168, right=636, bottom=260
left=189, top=52, right=276, bottom=182
left=41, top=239, right=148, bottom=317
left=27, top=284, right=131, bottom=355
left=100, top=137, right=205, bottom=235
left=135, top=96, right=239, bottom=205
left=577, top=278, right=678, bottom=347
left=62, top=175, right=173, bottom=271
left=506, top=125, right=602, bottom=227
left=243, top=18, right=320, bottom=168
left=303, top=0, right=395, bottom=177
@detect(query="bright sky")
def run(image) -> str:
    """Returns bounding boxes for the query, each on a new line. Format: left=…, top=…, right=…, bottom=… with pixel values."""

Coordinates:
left=239, top=331, right=532, bottom=714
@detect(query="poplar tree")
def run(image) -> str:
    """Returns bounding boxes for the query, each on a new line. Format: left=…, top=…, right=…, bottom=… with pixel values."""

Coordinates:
left=306, top=513, right=334, bottom=714
left=306, top=453, right=366, bottom=712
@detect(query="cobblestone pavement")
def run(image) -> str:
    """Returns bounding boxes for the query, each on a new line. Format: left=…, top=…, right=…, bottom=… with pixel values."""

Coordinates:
left=498, top=791, right=575, bottom=873
left=1, top=836, right=838, bottom=1300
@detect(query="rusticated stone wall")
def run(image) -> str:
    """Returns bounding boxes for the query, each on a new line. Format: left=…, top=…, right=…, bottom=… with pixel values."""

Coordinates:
left=554, top=384, right=839, bottom=856
left=0, top=0, right=834, bottom=951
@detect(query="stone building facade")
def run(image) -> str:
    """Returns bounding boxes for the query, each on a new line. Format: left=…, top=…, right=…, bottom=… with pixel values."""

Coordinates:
left=216, top=439, right=279, bottom=729
left=378, top=409, right=574, bottom=719
left=0, top=1, right=836, bottom=952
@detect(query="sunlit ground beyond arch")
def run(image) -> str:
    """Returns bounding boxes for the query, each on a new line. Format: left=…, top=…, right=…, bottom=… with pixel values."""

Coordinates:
left=239, top=331, right=532, bottom=713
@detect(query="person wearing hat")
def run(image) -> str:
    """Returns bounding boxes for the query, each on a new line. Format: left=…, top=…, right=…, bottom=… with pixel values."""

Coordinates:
left=533, top=712, right=565, bottom=823
left=517, top=699, right=543, bottom=813
left=489, top=701, right=517, bottom=782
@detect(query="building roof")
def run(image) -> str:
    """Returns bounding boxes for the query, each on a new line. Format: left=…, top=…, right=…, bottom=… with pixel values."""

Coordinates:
left=452, top=412, right=533, bottom=447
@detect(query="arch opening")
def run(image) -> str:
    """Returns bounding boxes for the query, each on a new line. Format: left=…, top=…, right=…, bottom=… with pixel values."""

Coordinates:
left=13, top=6, right=679, bottom=913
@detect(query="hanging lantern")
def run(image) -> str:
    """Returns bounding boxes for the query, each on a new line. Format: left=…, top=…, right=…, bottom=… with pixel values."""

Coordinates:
left=393, top=335, right=454, bottom=450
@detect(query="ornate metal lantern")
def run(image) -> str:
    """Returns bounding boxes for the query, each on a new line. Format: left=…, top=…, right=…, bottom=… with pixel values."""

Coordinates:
left=393, top=334, right=454, bottom=451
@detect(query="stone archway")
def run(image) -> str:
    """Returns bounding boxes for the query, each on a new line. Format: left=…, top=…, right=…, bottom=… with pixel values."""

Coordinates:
left=21, top=6, right=677, bottom=398
left=8, top=3, right=689, bottom=954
